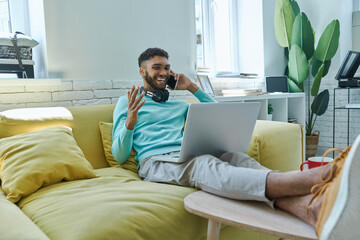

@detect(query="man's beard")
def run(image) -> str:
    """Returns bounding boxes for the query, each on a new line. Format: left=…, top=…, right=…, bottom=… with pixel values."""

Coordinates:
left=144, top=71, right=165, bottom=91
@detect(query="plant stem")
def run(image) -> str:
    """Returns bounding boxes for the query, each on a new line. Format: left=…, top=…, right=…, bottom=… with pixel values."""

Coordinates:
left=306, top=65, right=311, bottom=135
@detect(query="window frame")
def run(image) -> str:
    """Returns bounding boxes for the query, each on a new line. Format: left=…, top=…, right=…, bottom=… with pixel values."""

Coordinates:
left=196, top=0, right=240, bottom=74
left=0, top=0, right=11, bottom=32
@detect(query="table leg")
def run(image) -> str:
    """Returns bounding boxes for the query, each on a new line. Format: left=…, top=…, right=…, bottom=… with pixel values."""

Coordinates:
left=207, top=219, right=221, bottom=240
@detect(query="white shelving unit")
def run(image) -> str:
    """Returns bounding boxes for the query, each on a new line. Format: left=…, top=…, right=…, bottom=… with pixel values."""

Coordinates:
left=215, top=93, right=306, bottom=161
left=215, top=93, right=305, bottom=127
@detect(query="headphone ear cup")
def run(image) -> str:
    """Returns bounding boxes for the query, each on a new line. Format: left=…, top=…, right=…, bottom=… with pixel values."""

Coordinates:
left=163, top=89, right=169, bottom=101
left=140, top=87, right=169, bottom=102
left=152, top=90, right=163, bottom=102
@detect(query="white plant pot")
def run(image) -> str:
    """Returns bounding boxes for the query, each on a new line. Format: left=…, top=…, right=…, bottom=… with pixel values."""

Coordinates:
left=267, top=114, right=273, bottom=121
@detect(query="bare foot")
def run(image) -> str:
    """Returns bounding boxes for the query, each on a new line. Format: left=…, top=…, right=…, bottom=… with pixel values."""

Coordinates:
left=307, top=164, right=335, bottom=185
left=266, top=165, right=331, bottom=199
left=275, top=194, right=312, bottom=222
left=306, top=194, right=323, bottom=227
left=275, top=193, right=322, bottom=227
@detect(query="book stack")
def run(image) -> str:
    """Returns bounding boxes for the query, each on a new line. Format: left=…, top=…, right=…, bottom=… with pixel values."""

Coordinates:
left=345, top=103, right=360, bottom=109
left=221, top=88, right=264, bottom=96
left=216, top=72, right=258, bottom=78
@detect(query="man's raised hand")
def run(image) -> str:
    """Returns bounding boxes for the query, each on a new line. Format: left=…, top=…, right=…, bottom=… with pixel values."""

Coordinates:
left=125, top=86, right=145, bottom=130
left=170, top=70, right=199, bottom=94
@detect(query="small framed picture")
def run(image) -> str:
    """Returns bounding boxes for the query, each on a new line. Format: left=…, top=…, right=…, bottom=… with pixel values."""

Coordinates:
left=197, top=75, right=215, bottom=95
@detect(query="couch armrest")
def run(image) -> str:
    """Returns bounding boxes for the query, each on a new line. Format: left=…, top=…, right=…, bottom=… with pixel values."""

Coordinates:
left=247, top=120, right=303, bottom=172
left=0, top=191, right=50, bottom=240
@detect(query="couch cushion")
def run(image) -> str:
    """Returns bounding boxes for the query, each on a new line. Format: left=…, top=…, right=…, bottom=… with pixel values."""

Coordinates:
left=99, top=121, right=138, bottom=172
left=247, top=120, right=303, bottom=172
left=0, top=107, right=73, bottom=138
left=0, top=105, right=116, bottom=169
left=0, top=126, right=97, bottom=203
left=18, top=167, right=208, bottom=240
left=66, top=104, right=115, bottom=168
left=0, top=191, right=50, bottom=239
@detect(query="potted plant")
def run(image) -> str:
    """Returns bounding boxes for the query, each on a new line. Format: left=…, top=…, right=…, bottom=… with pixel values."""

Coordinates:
left=267, top=104, right=273, bottom=121
left=274, top=0, right=340, bottom=159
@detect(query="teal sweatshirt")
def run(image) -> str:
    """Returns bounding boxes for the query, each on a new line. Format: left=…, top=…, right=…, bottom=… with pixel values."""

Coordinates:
left=111, top=89, right=216, bottom=164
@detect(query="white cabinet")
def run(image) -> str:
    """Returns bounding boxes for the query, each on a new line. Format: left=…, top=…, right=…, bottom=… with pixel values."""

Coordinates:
left=214, top=93, right=305, bottom=162
left=215, top=93, right=305, bottom=127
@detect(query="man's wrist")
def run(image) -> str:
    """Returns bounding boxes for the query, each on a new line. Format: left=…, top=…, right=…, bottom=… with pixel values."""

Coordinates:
left=125, top=119, right=135, bottom=130
left=188, top=82, right=199, bottom=94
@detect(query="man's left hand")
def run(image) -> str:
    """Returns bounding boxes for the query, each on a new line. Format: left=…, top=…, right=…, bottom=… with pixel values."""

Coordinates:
left=170, top=70, right=199, bottom=94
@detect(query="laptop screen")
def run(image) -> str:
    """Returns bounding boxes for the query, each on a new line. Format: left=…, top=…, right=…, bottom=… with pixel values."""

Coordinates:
left=335, top=50, right=360, bottom=80
left=266, top=76, right=289, bottom=93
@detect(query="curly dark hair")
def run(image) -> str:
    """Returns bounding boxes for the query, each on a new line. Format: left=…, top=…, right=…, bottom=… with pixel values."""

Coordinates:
left=138, top=48, right=169, bottom=67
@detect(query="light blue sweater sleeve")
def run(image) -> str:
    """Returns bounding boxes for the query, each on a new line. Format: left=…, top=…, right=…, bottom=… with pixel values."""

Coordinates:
left=193, top=88, right=217, bottom=103
left=111, top=96, right=133, bottom=164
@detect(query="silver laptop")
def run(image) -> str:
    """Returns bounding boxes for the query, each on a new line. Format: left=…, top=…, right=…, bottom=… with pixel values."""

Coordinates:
left=152, top=102, right=260, bottom=163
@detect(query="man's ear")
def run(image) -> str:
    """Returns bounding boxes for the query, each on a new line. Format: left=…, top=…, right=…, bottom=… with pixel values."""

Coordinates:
left=139, top=67, right=146, bottom=78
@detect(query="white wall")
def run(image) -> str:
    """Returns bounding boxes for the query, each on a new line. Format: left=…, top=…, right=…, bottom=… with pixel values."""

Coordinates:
left=236, top=0, right=287, bottom=77
left=353, top=11, right=360, bottom=52
left=236, top=0, right=265, bottom=76
left=262, top=0, right=287, bottom=76
left=42, top=0, right=196, bottom=81
left=28, top=0, right=48, bottom=78
left=9, top=0, right=30, bottom=35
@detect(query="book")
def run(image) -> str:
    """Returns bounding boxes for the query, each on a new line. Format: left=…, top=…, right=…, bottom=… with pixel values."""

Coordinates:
left=221, top=88, right=263, bottom=96
left=288, top=118, right=297, bottom=124
left=216, top=72, right=258, bottom=78
left=345, top=103, right=360, bottom=109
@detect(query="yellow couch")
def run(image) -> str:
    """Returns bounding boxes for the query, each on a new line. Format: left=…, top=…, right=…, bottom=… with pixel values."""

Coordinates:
left=0, top=104, right=303, bottom=240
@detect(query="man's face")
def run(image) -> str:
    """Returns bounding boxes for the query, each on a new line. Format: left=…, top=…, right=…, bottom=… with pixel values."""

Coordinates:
left=140, top=56, right=171, bottom=91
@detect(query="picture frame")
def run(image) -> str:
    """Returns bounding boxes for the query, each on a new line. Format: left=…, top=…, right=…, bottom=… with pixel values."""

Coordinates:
left=197, top=74, right=215, bottom=95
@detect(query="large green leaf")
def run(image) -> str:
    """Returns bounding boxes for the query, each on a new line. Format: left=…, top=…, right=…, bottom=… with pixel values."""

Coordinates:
left=314, top=20, right=340, bottom=62
left=274, top=0, right=295, bottom=47
left=288, top=45, right=309, bottom=84
left=288, top=78, right=302, bottom=92
left=311, top=89, right=329, bottom=116
left=311, top=63, right=325, bottom=96
left=291, top=13, right=314, bottom=60
left=290, top=0, right=300, bottom=16
left=311, top=58, right=331, bottom=77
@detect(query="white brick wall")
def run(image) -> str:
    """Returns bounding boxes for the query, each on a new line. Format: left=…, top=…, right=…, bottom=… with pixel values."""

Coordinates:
left=0, top=77, right=356, bottom=156
left=0, top=92, right=51, bottom=104
left=73, top=80, right=113, bottom=90
left=0, top=79, right=197, bottom=111
left=305, top=71, right=360, bottom=157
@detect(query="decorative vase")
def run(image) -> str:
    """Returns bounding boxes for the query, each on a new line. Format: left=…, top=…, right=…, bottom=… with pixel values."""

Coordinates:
left=306, top=130, right=320, bottom=160
left=267, top=114, right=273, bottom=121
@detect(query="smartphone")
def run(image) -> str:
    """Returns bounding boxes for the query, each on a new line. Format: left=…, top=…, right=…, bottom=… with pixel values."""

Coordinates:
left=166, top=75, right=177, bottom=89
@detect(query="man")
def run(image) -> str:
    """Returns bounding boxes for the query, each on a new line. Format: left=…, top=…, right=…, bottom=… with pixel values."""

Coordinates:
left=112, top=47, right=359, bottom=239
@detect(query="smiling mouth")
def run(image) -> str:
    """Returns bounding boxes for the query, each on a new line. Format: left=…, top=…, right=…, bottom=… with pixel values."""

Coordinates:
left=157, top=78, right=166, bottom=82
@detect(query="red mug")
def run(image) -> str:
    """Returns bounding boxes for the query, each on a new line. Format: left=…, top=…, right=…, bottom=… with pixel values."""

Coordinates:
left=300, top=157, right=333, bottom=171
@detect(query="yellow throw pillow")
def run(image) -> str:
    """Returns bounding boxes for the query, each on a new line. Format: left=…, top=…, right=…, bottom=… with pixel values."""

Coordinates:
left=98, top=122, right=138, bottom=173
left=0, top=126, right=97, bottom=203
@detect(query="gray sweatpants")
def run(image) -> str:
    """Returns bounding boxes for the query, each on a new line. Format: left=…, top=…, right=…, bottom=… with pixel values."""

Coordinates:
left=138, top=152, right=272, bottom=204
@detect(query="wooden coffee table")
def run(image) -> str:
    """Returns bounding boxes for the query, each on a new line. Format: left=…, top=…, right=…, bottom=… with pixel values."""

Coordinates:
left=184, top=191, right=317, bottom=240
